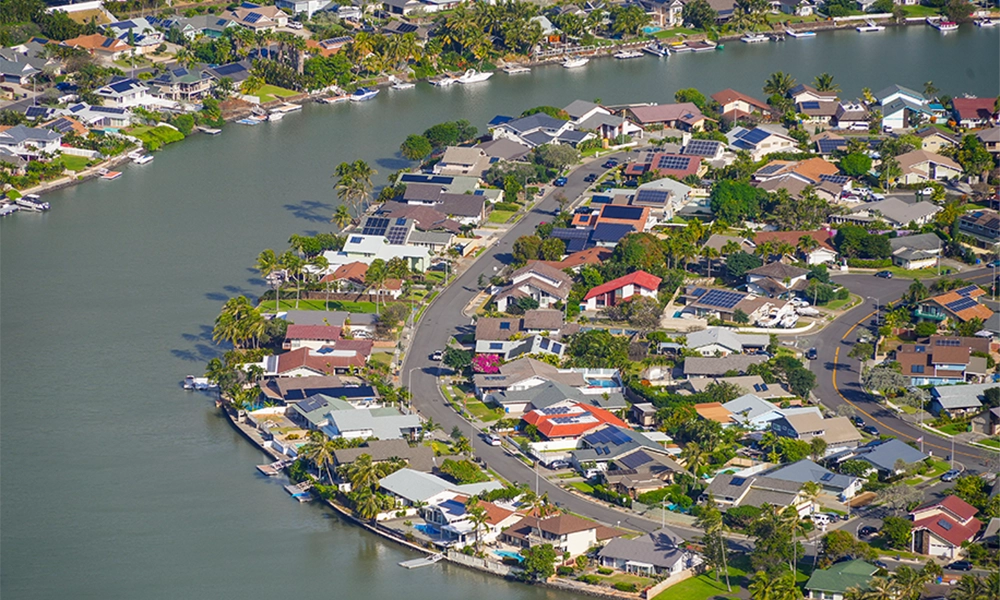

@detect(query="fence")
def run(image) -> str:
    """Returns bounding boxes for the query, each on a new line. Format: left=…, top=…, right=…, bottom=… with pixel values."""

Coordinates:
left=643, top=569, right=697, bottom=599
left=445, top=550, right=516, bottom=577
left=60, top=147, right=102, bottom=160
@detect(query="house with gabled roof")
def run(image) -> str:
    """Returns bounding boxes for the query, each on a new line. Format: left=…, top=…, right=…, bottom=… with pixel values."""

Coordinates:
left=521, top=400, right=627, bottom=441
left=486, top=380, right=626, bottom=416
left=753, top=229, right=838, bottom=265
left=929, top=381, right=995, bottom=418
left=625, top=102, right=707, bottom=131
left=434, top=146, right=491, bottom=178
left=771, top=413, right=862, bottom=450
left=896, top=150, right=963, bottom=184
left=876, top=84, right=925, bottom=107
left=163, top=14, right=238, bottom=39
left=203, top=61, right=252, bottom=85
left=95, top=78, right=151, bottom=108
left=490, top=113, right=592, bottom=148
left=958, top=209, right=1000, bottom=247
left=881, top=97, right=935, bottom=131
left=727, top=125, right=797, bottom=161
left=0, top=124, right=61, bottom=159
left=264, top=340, right=373, bottom=376
left=570, top=424, right=676, bottom=473
left=501, top=513, right=622, bottom=557
left=226, top=5, right=288, bottom=30
left=472, top=357, right=588, bottom=397
left=581, top=270, right=661, bottom=311
left=915, top=127, right=960, bottom=154
left=701, top=473, right=814, bottom=515
left=910, top=495, right=982, bottom=559
left=260, top=375, right=380, bottom=407
left=825, top=438, right=928, bottom=478
left=890, top=232, right=942, bottom=270
left=712, top=88, right=771, bottom=122
left=686, top=328, right=769, bottom=356
left=283, top=324, right=344, bottom=351
left=683, top=354, right=769, bottom=378
left=148, top=67, right=211, bottom=102
left=62, top=33, right=132, bottom=60
left=789, top=83, right=838, bottom=105
left=766, top=459, right=861, bottom=500
left=896, top=337, right=988, bottom=386
left=915, top=285, right=993, bottom=325
left=598, top=527, right=701, bottom=577
left=952, top=97, right=996, bottom=129
left=805, top=560, right=878, bottom=600
left=745, top=261, right=809, bottom=298
left=495, top=261, right=573, bottom=313
left=474, top=309, right=571, bottom=361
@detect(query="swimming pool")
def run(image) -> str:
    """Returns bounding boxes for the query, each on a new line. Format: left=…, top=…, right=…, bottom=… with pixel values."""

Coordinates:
left=494, top=550, right=524, bottom=562
left=586, top=379, right=619, bottom=388
left=414, top=524, right=439, bottom=536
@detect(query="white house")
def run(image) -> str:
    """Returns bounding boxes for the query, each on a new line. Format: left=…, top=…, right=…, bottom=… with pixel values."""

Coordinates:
left=598, top=527, right=701, bottom=577
left=685, top=328, right=770, bottom=356
left=491, top=113, right=593, bottom=148
left=745, top=262, right=810, bottom=298
left=421, top=497, right=521, bottom=546
left=95, top=78, right=151, bottom=108
left=896, top=150, right=964, bottom=184
left=0, top=124, right=61, bottom=159
left=727, top=126, right=798, bottom=161
left=501, top=513, right=609, bottom=558
left=275, top=0, right=333, bottom=17
left=495, top=262, right=573, bottom=313
left=378, top=468, right=503, bottom=511
left=722, top=394, right=822, bottom=430
left=581, top=270, right=661, bottom=311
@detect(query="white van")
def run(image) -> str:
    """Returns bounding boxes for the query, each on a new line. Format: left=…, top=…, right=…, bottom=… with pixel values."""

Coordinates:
left=810, top=513, right=832, bottom=525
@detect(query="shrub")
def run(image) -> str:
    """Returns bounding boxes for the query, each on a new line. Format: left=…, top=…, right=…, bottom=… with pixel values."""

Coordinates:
left=613, top=582, right=638, bottom=592
left=439, top=459, right=489, bottom=484
left=724, top=505, right=763, bottom=530
left=578, top=574, right=602, bottom=584
left=492, top=202, right=521, bottom=212
left=846, top=258, right=892, bottom=268
left=592, top=484, right=632, bottom=508
left=557, top=566, right=575, bottom=576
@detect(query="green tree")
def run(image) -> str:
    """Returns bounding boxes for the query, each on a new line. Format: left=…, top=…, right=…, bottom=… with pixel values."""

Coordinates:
left=710, top=180, right=766, bottom=223
left=949, top=134, right=994, bottom=179
left=813, top=73, right=840, bottom=93
left=839, top=153, right=873, bottom=177
left=749, top=569, right=800, bottom=600
left=443, top=347, right=473, bottom=372
left=566, top=329, right=630, bottom=370
left=399, top=134, right=433, bottom=161
left=880, top=516, right=912, bottom=550
left=788, top=368, right=817, bottom=398
left=300, top=437, right=339, bottom=483
left=682, top=0, right=719, bottom=29
left=763, top=71, right=796, bottom=97
left=520, top=543, right=557, bottom=581
left=726, top=251, right=763, bottom=279
left=332, top=204, right=352, bottom=229
left=539, top=237, right=565, bottom=261
left=512, top=234, right=543, bottom=266
left=696, top=495, right=733, bottom=592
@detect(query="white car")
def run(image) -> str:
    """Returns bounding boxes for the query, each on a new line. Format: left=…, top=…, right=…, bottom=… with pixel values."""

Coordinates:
left=288, top=21, right=303, bottom=29
left=486, top=434, right=502, bottom=446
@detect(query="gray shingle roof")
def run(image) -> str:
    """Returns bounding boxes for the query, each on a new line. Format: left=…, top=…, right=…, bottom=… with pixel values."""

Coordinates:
left=598, top=528, right=689, bottom=569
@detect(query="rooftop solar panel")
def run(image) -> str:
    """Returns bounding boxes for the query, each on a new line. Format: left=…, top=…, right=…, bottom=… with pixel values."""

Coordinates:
left=244, top=12, right=263, bottom=23
left=618, top=450, right=652, bottom=470
left=699, top=289, right=745, bottom=309
left=361, top=217, right=390, bottom=237
left=591, top=223, right=634, bottom=242
left=945, top=297, right=977, bottom=312
left=817, top=139, right=847, bottom=154
left=740, top=128, right=770, bottom=145
left=691, top=288, right=707, bottom=297
left=551, top=227, right=591, bottom=240
left=756, top=163, right=785, bottom=176
left=601, top=205, right=643, bottom=220
left=396, top=22, right=417, bottom=33
left=634, top=189, right=669, bottom=206
left=655, top=155, right=692, bottom=171
left=819, top=174, right=850, bottom=184
left=801, top=101, right=821, bottom=109
left=954, top=285, right=979, bottom=297
left=935, top=339, right=960, bottom=346
left=591, top=195, right=612, bottom=204
left=349, top=236, right=362, bottom=244
left=683, top=140, right=721, bottom=157
left=385, top=225, right=408, bottom=245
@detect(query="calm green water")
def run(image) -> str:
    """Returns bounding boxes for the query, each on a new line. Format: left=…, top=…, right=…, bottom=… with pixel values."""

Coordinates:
left=1, top=26, right=997, bottom=599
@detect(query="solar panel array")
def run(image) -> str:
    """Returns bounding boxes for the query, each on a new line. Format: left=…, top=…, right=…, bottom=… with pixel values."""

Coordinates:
left=752, top=383, right=769, bottom=392
left=817, top=139, right=847, bottom=154
left=362, top=217, right=389, bottom=236
left=540, top=405, right=572, bottom=415
left=801, top=101, right=821, bottom=110
left=396, top=22, right=418, bottom=33
left=945, top=297, right=977, bottom=312
left=683, top=140, right=721, bottom=157
left=349, top=236, right=362, bottom=244
left=618, top=450, right=652, bottom=470
left=25, top=106, right=50, bottom=118
left=386, top=225, right=408, bottom=245
left=551, top=415, right=585, bottom=424
left=935, top=338, right=961, bottom=346
left=756, top=163, right=785, bottom=176
left=591, top=223, right=634, bottom=242
left=740, top=128, right=769, bottom=145
left=584, top=427, right=631, bottom=446
left=634, top=189, right=669, bottom=206
left=601, top=205, right=643, bottom=220
left=819, top=174, right=850, bottom=185
left=399, top=173, right=453, bottom=185
left=590, top=195, right=612, bottom=204
left=551, top=227, right=591, bottom=240
left=955, top=285, right=979, bottom=297
left=655, top=155, right=692, bottom=171
left=691, top=288, right=707, bottom=297
left=244, top=11, right=263, bottom=23
left=698, top=289, right=745, bottom=309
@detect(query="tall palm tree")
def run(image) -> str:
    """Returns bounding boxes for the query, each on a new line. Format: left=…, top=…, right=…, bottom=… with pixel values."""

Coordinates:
left=300, top=437, right=338, bottom=483
left=702, top=246, right=721, bottom=279
left=749, top=570, right=800, bottom=600
left=780, top=505, right=806, bottom=573
left=813, top=73, right=840, bottom=93
left=280, top=250, right=305, bottom=309
left=721, top=239, right=743, bottom=258
left=364, top=259, right=387, bottom=313
left=947, top=574, right=987, bottom=600
left=695, top=496, right=732, bottom=592
left=256, top=248, right=281, bottom=311
left=341, top=453, right=381, bottom=491
left=332, top=204, right=352, bottom=229
left=466, top=499, right=490, bottom=552
left=763, top=71, right=797, bottom=97
left=681, top=441, right=709, bottom=475
left=889, top=565, right=929, bottom=600
left=353, top=487, right=382, bottom=521
left=797, top=235, right=820, bottom=260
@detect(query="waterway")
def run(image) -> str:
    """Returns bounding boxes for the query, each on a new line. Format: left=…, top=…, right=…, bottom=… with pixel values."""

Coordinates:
left=1, top=26, right=997, bottom=599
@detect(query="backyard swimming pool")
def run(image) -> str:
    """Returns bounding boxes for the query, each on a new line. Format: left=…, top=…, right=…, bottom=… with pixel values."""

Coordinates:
left=585, top=379, right=619, bottom=388
left=494, top=550, right=523, bottom=562
left=414, top=524, right=439, bottom=536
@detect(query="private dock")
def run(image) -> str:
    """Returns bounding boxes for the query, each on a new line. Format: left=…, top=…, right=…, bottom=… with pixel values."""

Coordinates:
left=256, top=459, right=293, bottom=477
left=399, top=553, right=444, bottom=569
left=284, top=481, right=313, bottom=502
left=198, top=126, right=222, bottom=135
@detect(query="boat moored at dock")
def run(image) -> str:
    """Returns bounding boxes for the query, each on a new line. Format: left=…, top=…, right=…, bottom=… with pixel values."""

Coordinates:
left=15, top=194, right=50, bottom=211
left=456, top=69, right=493, bottom=84
left=741, top=33, right=769, bottom=43
left=857, top=22, right=885, bottom=32
left=429, top=75, right=457, bottom=86
left=562, top=57, right=589, bottom=68
left=99, top=169, right=122, bottom=180
left=786, top=29, right=816, bottom=38
left=928, top=18, right=959, bottom=31
left=975, top=18, right=996, bottom=26
left=183, top=375, right=219, bottom=391
left=643, top=43, right=670, bottom=57
left=0, top=203, right=20, bottom=217
left=131, top=152, right=154, bottom=164
left=350, top=87, right=379, bottom=101
left=502, top=65, right=531, bottom=74
left=613, top=49, right=644, bottom=59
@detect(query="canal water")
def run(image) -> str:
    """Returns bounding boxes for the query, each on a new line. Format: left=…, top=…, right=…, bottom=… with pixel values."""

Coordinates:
left=1, top=26, right=996, bottom=599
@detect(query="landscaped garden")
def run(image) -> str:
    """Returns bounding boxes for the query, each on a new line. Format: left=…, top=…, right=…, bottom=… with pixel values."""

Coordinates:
left=254, top=84, right=298, bottom=103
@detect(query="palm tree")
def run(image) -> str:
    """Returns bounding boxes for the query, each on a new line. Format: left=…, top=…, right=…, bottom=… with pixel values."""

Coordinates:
left=353, top=487, right=382, bottom=521
left=889, top=565, right=929, bottom=600
left=763, top=71, right=797, bottom=98
left=213, top=295, right=263, bottom=349
left=695, top=495, right=732, bottom=592
left=797, top=235, right=820, bottom=261
left=813, top=73, right=840, bottom=93
left=240, top=74, right=265, bottom=96
left=280, top=250, right=305, bottom=309
left=681, top=441, right=709, bottom=475
left=300, top=437, right=338, bottom=483
left=454, top=436, right=472, bottom=455
left=341, top=453, right=382, bottom=491
left=331, top=204, right=352, bottom=230
left=364, top=258, right=387, bottom=313
left=780, top=505, right=806, bottom=573
left=256, top=248, right=281, bottom=311
left=749, top=570, right=799, bottom=600
left=721, top=239, right=743, bottom=258
left=947, top=574, right=987, bottom=600
left=466, top=499, right=490, bottom=552
left=702, top=246, right=721, bottom=279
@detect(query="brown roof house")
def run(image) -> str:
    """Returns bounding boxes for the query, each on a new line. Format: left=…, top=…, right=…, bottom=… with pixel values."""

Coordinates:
left=745, top=261, right=810, bottom=297
left=501, top=513, right=623, bottom=557
left=712, top=88, right=771, bottom=123
left=770, top=414, right=862, bottom=452
left=625, top=102, right=708, bottom=131
left=494, top=261, right=573, bottom=314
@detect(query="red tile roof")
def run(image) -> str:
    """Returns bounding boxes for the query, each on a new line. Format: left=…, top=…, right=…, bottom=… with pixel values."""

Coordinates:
left=912, top=514, right=982, bottom=547
left=322, top=261, right=368, bottom=285
left=583, top=270, right=662, bottom=301
left=275, top=342, right=373, bottom=374
left=913, top=494, right=980, bottom=522
left=537, top=247, right=613, bottom=270
left=927, top=289, right=993, bottom=322
left=285, top=324, right=343, bottom=342
left=711, top=88, right=770, bottom=112
left=952, top=97, right=996, bottom=123
left=522, top=402, right=627, bottom=439
left=753, top=229, right=836, bottom=253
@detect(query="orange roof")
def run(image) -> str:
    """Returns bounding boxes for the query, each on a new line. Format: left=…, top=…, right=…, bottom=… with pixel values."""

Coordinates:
left=753, top=229, right=836, bottom=253
left=711, top=88, right=770, bottom=112
left=693, top=402, right=734, bottom=424
left=306, top=39, right=339, bottom=57
left=322, top=261, right=368, bottom=285
left=63, top=34, right=130, bottom=53
left=928, top=289, right=993, bottom=322
left=756, top=157, right=839, bottom=184
left=522, top=402, right=627, bottom=439
left=471, top=500, right=517, bottom=526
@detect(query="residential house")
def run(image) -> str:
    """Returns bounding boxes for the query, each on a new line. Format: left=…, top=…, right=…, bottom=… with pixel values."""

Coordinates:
left=332, top=233, right=431, bottom=272
left=832, top=197, right=941, bottom=229
left=260, top=376, right=380, bottom=407
left=58, top=102, right=132, bottom=128
left=571, top=424, right=677, bottom=473
left=685, top=328, right=769, bottom=356
left=332, top=438, right=434, bottom=473
left=163, top=14, right=238, bottom=39
left=264, top=340, right=373, bottom=376
left=592, top=203, right=653, bottom=231
left=701, top=473, right=814, bottom=515
left=227, top=5, right=289, bottom=30
left=881, top=97, right=934, bottom=131
left=771, top=413, right=862, bottom=450
left=61, top=34, right=132, bottom=61
left=581, top=270, right=661, bottom=311
left=397, top=183, right=489, bottom=226
left=929, top=381, right=995, bottom=418
left=494, top=261, right=573, bottom=313
left=203, top=61, right=252, bottom=86
left=474, top=309, right=572, bottom=360
left=521, top=400, right=627, bottom=441
left=682, top=287, right=792, bottom=324
left=915, top=127, right=960, bottom=154
left=382, top=0, right=424, bottom=15
left=727, top=125, right=798, bottom=161
left=789, top=84, right=838, bottom=105
left=306, top=36, right=351, bottom=57
left=722, top=394, right=822, bottom=430
left=319, top=260, right=369, bottom=293
left=972, top=406, right=1000, bottom=437
left=472, top=357, right=588, bottom=397
left=535, top=247, right=613, bottom=273
left=693, top=402, right=734, bottom=425
left=275, top=0, right=333, bottom=17
left=766, top=459, right=862, bottom=501
left=279, top=310, right=378, bottom=335
left=624, top=152, right=703, bottom=181
left=502, top=513, right=619, bottom=557
left=896, top=337, right=988, bottom=386
left=0, top=55, right=39, bottom=84
left=95, top=78, right=151, bottom=109
left=638, top=0, right=686, bottom=28
left=826, top=438, right=929, bottom=478
left=382, top=21, right=431, bottom=39
left=805, top=560, right=878, bottom=600
left=434, top=146, right=491, bottom=178
left=476, top=138, right=531, bottom=161
left=0, top=148, right=28, bottom=172
left=833, top=102, right=869, bottom=131
left=753, top=157, right=840, bottom=187
left=681, top=139, right=727, bottom=162
left=486, top=380, right=626, bottom=416
left=889, top=233, right=942, bottom=270
left=107, top=17, right=163, bottom=52
left=704, top=233, right=755, bottom=255
left=686, top=375, right=795, bottom=401
left=598, top=527, right=701, bottom=577
left=797, top=101, right=839, bottom=125
left=490, top=113, right=592, bottom=148
left=896, top=150, right=963, bottom=184
left=148, top=67, right=212, bottom=102
left=952, top=97, right=996, bottom=128
left=565, top=100, right=643, bottom=140
left=601, top=450, right=687, bottom=498
left=287, top=394, right=419, bottom=440
left=379, top=468, right=502, bottom=508
left=625, top=103, right=707, bottom=132
left=0, top=124, right=61, bottom=159
left=421, top=497, right=521, bottom=546
left=376, top=204, right=461, bottom=236
left=977, top=128, right=1000, bottom=157
left=753, top=229, right=838, bottom=265
left=910, top=495, right=982, bottom=559
left=745, top=261, right=810, bottom=298
left=875, top=84, right=926, bottom=107
left=683, top=355, right=769, bottom=378
left=283, top=324, right=345, bottom=351
left=915, top=285, right=993, bottom=325
left=712, top=88, right=771, bottom=123
left=958, top=210, right=1000, bottom=248
left=631, top=402, right=657, bottom=427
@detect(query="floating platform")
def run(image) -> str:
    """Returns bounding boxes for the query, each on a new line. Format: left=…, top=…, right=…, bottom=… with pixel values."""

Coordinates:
left=399, top=554, right=444, bottom=569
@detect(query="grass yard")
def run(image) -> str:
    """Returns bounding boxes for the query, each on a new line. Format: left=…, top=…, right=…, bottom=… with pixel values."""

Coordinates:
left=370, top=351, right=393, bottom=367
left=569, top=481, right=595, bottom=494
left=488, top=210, right=516, bottom=224
left=978, top=437, right=1000, bottom=449
left=823, top=295, right=860, bottom=312
left=254, top=84, right=298, bottom=103
left=767, top=13, right=823, bottom=23
left=425, top=271, right=445, bottom=285
left=260, top=299, right=380, bottom=313
left=652, top=27, right=698, bottom=39
left=652, top=565, right=745, bottom=600
left=926, top=459, right=951, bottom=477
left=601, top=572, right=655, bottom=589
left=465, top=400, right=502, bottom=422
left=53, top=154, right=91, bottom=171
left=936, top=422, right=970, bottom=435
left=901, top=4, right=940, bottom=16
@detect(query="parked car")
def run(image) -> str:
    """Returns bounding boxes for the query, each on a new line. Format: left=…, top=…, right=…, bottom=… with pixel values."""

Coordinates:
left=547, top=460, right=571, bottom=470
left=875, top=270, right=893, bottom=279
left=430, top=350, right=443, bottom=361
left=584, top=173, right=597, bottom=182
left=852, top=416, right=866, bottom=428
left=873, top=560, right=889, bottom=570
left=863, top=425, right=879, bottom=436
left=288, top=21, right=303, bottom=29
left=859, top=526, right=878, bottom=537
left=485, top=433, right=502, bottom=447
left=624, top=180, right=638, bottom=188
left=941, top=469, right=962, bottom=482
left=553, top=177, right=567, bottom=187
left=806, top=348, right=818, bottom=360
left=602, top=159, right=619, bottom=168
left=946, top=560, right=973, bottom=571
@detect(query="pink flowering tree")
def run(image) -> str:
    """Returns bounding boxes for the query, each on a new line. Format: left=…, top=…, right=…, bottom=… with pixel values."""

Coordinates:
left=472, top=354, right=501, bottom=374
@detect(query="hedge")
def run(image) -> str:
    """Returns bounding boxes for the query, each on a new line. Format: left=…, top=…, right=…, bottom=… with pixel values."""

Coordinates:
left=593, top=484, right=632, bottom=508
left=846, top=258, right=892, bottom=268
left=492, top=202, right=521, bottom=212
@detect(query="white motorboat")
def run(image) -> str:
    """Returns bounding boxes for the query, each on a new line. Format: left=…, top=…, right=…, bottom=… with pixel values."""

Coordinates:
left=429, top=75, right=457, bottom=86
left=643, top=43, right=670, bottom=57
left=183, top=375, right=219, bottom=391
left=929, top=18, right=959, bottom=31
left=0, top=203, right=20, bottom=217
left=975, top=18, right=996, bottom=26
left=503, top=65, right=531, bottom=74
left=317, top=94, right=349, bottom=104
left=562, top=57, right=589, bottom=68
left=741, top=33, right=769, bottom=43
left=856, top=22, right=885, bottom=32
left=613, top=49, right=644, bottom=59
left=267, top=111, right=285, bottom=121
left=391, top=80, right=415, bottom=90
left=785, top=29, right=816, bottom=38
left=349, top=87, right=379, bottom=101
left=131, top=153, right=154, bottom=164
left=456, top=69, right=493, bottom=84
left=15, top=194, right=50, bottom=211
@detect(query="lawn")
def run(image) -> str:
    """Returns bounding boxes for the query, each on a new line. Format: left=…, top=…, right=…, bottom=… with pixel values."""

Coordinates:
left=822, top=295, right=858, bottom=312
left=465, top=400, right=503, bottom=422
left=254, top=84, right=298, bottom=103
left=425, top=271, right=445, bottom=285
left=978, top=438, right=1000, bottom=449
left=652, top=564, right=746, bottom=600
left=766, top=13, right=823, bottom=23
left=926, top=459, right=951, bottom=477
left=652, top=27, right=698, bottom=39
left=370, top=351, right=393, bottom=367
left=569, top=481, right=595, bottom=494
left=488, top=210, right=516, bottom=224
left=601, top=572, right=655, bottom=589
left=900, top=4, right=940, bottom=16
left=936, top=422, right=970, bottom=435
left=260, top=298, right=380, bottom=313
left=884, top=266, right=942, bottom=279
left=53, top=154, right=90, bottom=171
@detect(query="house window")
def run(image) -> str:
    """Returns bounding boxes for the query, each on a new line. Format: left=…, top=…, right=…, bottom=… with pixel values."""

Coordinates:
left=912, top=365, right=924, bottom=373
left=489, top=342, right=503, bottom=350
left=500, top=322, right=511, bottom=330
left=551, top=343, right=562, bottom=353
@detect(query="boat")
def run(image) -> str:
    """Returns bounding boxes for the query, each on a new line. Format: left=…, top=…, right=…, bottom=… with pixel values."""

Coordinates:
left=856, top=22, right=885, bottom=32
left=785, top=29, right=816, bottom=38
left=183, top=375, right=218, bottom=391
left=15, top=194, right=50, bottom=211
left=236, top=117, right=261, bottom=125
left=643, top=43, right=670, bottom=57
left=562, top=57, right=589, bottom=68
left=317, top=94, right=349, bottom=104
left=741, top=33, right=769, bottom=43
left=929, top=18, right=959, bottom=31
left=131, top=153, right=154, bottom=165
left=349, top=87, right=379, bottom=101
left=429, top=75, right=457, bottom=86
left=284, top=481, right=314, bottom=502
left=391, top=80, right=415, bottom=90
left=99, top=169, right=122, bottom=180
left=502, top=65, right=531, bottom=74
left=267, top=111, right=285, bottom=121
left=670, top=43, right=692, bottom=53
left=613, top=49, right=644, bottom=59
left=456, top=69, right=493, bottom=84
left=0, top=203, right=20, bottom=217
left=687, top=40, right=717, bottom=52
left=975, top=18, right=996, bottom=27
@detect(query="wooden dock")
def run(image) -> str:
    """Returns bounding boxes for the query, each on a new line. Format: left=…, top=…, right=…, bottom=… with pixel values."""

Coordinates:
left=399, top=553, right=444, bottom=569
left=284, top=481, right=313, bottom=502
left=197, top=126, right=222, bottom=135
left=256, top=459, right=293, bottom=477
